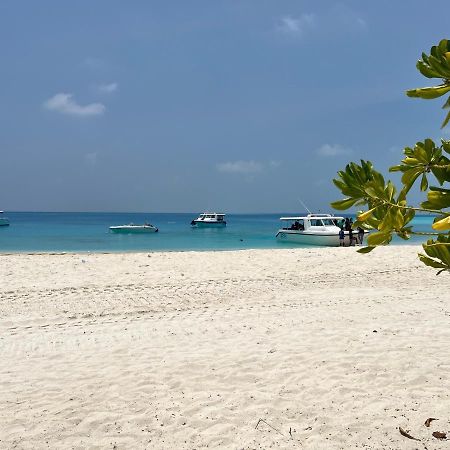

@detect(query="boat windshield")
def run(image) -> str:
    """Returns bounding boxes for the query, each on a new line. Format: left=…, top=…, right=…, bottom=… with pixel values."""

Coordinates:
left=282, top=219, right=305, bottom=230
left=310, top=218, right=338, bottom=226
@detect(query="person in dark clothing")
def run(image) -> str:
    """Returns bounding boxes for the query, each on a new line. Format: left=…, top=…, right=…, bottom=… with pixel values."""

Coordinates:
left=349, top=228, right=354, bottom=246
left=344, top=217, right=350, bottom=231
left=357, top=226, right=364, bottom=244
left=339, top=228, right=345, bottom=246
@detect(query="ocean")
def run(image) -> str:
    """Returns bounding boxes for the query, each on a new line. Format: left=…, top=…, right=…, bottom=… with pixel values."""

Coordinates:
left=0, top=212, right=435, bottom=253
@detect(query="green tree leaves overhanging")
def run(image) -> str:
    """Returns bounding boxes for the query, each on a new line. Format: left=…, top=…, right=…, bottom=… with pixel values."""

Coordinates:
left=332, top=39, right=450, bottom=274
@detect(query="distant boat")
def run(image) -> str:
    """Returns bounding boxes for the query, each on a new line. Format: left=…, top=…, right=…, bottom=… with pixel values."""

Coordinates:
left=109, top=223, right=158, bottom=233
left=191, top=212, right=226, bottom=227
left=276, top=213, right=364, bottom=246
left=0, top=211, right=10, bottom=227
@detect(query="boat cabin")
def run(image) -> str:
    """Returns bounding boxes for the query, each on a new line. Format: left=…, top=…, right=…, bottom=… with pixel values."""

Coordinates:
left=280, top=214, right=344, bottom=231
left=197, top=213, right=225, bottom=222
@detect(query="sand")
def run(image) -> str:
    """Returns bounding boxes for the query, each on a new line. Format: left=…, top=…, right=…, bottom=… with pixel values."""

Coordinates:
left=0, top=245, right=449, bottom=449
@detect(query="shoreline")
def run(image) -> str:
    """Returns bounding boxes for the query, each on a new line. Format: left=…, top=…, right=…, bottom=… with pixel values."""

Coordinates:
left=1, top=245, right=449, bottom=449
left=0, top=241, right=426, bottom=256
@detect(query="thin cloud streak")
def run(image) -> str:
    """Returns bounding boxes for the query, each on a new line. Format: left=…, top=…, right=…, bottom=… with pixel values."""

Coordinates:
left=316, top=144, right=353, bottom=157
left=277, top=14, right=315, bottom=37
left=275, top=7, right=367, bottom=39
left=97, top=82, right=118, bottom=94
left=44, top=93, right=105, bottom=117
left=216, top=160, right=264, bottom=174
left=216, top=160, right=282, bottom=177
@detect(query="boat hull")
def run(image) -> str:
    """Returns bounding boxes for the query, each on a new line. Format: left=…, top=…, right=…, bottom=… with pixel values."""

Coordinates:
left=109, top=226, right=158, bottom=234
left=192, top=221, right=226, bottom=228
left=0, top=219, right=10, bottom=227
left=276, top=230, right=363, bottom=246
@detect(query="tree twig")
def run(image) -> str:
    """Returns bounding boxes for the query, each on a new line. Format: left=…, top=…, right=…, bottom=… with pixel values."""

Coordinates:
left=255, top=418, right=285, bottom=437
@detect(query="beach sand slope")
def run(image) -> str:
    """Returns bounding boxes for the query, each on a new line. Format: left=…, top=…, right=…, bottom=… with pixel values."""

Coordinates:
left=1, top=246, right=449, bottom=449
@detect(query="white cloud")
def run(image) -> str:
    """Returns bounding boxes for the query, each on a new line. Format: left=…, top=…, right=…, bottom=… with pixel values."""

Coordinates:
left=275, top=8, right=366, bottom=40
left=216, top=160, right=281, bottom=180
left=44, top=93, right=105, bottom=117
left=277, top=14, right=315, bottom=37
left=316, top=144, right=353, bottom=157
left=216, top=160, right=264, bottom=174
left=97, top=82, right=118, bottom=94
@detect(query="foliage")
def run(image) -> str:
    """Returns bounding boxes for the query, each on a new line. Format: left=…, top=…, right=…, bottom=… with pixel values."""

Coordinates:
left=332, top=39, right=450, bottom=274
left=406, top=38, right=450, bottom=128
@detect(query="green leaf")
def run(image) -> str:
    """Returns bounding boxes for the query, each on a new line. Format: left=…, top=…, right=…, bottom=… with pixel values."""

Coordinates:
left=438, top=39, right=450, bottom=54
left=432, top=216, right=450, bottom=231
left=357, top=246, right=376, bottom=254
left=330, top=198, right=357, bottom=210
left=420, top=173, right=428, bottom=191
left=401, top=168, right=422, bottom=192
left=442, top=109, right=450, bottom=128
left=443, top=96, right=450, bottom=109
left=418, top=254, right=448, bottom=270
left=442, top=139, right=450, bottom=154
left=421, top=188, right=450, bottom=209
left=357, top=207, right=377, bottom=221
left=406, top=84, right=450, bottom=99
left=367, top=231, right=392, bottom=246
left=416, top=60, right=441, bottom=78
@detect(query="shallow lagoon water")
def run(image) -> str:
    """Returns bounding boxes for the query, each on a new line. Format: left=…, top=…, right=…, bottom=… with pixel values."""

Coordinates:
left=0, top=212, right=435, bottom=253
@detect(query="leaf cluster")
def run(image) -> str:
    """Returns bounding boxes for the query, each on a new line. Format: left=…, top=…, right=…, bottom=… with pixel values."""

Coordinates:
left=406, top=39, right=450, bottom=127
left=331, top=39, right=450, bottom=274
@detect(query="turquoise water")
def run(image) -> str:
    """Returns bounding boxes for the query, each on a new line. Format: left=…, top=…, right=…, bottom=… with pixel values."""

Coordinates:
left=0, top=212, right=435, bottom=253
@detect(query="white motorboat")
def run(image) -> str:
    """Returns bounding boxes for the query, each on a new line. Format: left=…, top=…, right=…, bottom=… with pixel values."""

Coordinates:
left=191, top=212, right=226, bottom=227
left=0, top=211, right=10, bottom=227
left=276, top=214, right=364, bottom=246
left=109, top=223, right=158, bottom=233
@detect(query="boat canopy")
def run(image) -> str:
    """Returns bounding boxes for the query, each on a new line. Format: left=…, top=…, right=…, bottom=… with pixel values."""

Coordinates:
left=198, top=213, right=225, bottom=218
left=280, top=215, right=344, bottom=221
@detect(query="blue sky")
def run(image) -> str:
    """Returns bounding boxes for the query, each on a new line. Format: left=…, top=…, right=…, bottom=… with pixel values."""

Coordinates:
left=0, top=1, right=449, bottom=213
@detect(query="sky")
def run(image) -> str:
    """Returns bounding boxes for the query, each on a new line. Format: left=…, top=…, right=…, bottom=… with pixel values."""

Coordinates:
left=0, top=1, right=449, bottom=213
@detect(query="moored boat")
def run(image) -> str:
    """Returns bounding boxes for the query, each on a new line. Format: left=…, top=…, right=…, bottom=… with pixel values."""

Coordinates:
left=0, top=211, right=10, bottom=227
left=191, top=212, right=226, bottom=227
left=109, top=223, right=158, bottom=233
left=276, top=214, right=365, bottom=246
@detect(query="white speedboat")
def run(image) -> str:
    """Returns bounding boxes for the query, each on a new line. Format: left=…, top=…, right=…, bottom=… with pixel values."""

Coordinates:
left=109, top=223, right=158, bottom=233
left=191, top=213, right=226, bottom=227
left=0, top=211, right=10, bottom=227
left=276, top=214, right=364, bottom=246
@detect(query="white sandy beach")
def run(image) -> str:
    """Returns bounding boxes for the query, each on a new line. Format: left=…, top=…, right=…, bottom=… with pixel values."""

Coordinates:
left=1, top=245, right=450, bottom=449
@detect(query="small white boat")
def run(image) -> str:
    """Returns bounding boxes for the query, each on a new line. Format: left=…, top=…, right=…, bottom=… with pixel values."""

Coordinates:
left=0, top=211, right=10, bottom=227
left=276, top=214, right=364, bottom=247
left=191, top=212, right=226, bottom=227
left=109, top=223, right=158, bottom=233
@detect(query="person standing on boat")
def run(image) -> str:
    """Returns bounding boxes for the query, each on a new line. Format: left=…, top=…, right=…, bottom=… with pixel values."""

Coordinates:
left=339, top=228, right=345, bottom=246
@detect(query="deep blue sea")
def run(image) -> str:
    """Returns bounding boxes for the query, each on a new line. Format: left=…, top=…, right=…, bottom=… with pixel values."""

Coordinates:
left=0, top=212, right=435, bottom=253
